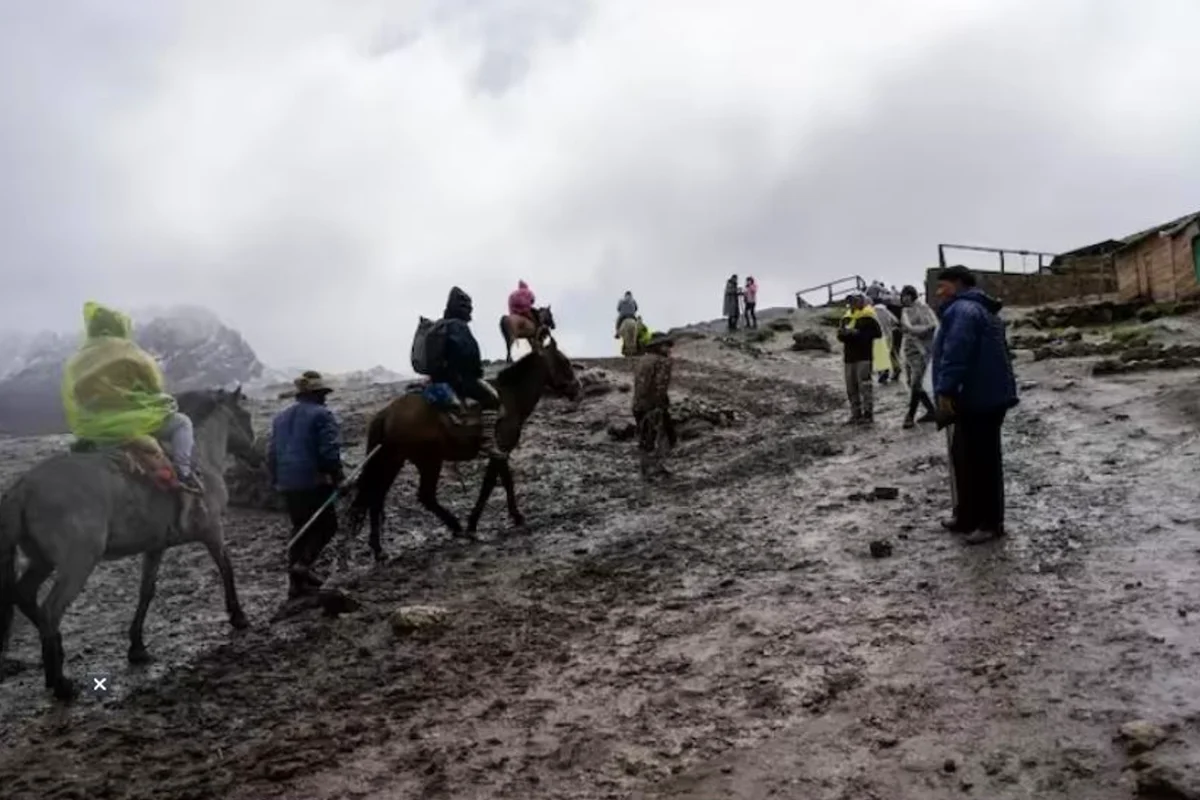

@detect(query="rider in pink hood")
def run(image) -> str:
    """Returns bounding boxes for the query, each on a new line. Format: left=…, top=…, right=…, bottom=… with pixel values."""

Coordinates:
left=508, top=280, right=536, bottom=318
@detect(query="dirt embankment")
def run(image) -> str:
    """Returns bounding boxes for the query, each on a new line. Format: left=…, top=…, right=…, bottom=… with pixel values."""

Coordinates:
left=2, top=307, right=1200, bottom=800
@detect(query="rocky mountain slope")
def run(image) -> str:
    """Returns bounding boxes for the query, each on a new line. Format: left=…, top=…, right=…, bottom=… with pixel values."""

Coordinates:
left=0, top=305, right=265, bottom=435
left=2, top=302, right=1200, bottom=799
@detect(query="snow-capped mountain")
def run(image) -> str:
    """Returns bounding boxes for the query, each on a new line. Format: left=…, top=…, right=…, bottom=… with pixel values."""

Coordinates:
left=0, top=306, right=266, bottom=435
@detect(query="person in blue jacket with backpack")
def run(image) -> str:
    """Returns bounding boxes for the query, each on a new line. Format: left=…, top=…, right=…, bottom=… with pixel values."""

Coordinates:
left=425, top=286, right=506, bottom=459
left=931, top=266, right=1018, bottom=544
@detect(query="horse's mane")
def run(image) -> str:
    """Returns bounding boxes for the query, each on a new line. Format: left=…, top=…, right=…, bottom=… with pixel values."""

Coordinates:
left=174, top=389, right=228, bottom=425
left=492, top=351, right=544, bottom=389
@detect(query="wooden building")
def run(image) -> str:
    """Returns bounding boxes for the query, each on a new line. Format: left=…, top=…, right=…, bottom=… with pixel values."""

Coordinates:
left=1070, top=211, right=1200, bottom=303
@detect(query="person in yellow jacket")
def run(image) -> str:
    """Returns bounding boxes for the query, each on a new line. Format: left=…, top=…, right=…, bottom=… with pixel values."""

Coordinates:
left=636, top=317, right=652, bottom=353
left=837, top=295, right=885, bottom=424
left=61, top=301, right=201, bottom=492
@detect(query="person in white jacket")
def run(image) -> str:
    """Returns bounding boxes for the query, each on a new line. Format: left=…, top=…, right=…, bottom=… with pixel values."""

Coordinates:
left=899, top=285, right=938, bottom=428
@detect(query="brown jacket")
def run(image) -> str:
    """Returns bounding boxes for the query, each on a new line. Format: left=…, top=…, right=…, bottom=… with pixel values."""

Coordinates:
left=632, top=352, right=672, bottom=416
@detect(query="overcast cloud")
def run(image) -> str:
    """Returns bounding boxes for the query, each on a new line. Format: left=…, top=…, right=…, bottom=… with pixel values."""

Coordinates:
left=1, top=0, right=1198, bottom=370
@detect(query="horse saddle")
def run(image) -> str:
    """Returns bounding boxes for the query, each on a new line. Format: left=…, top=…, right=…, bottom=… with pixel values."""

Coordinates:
left=71, top=435, right=181, bottom=493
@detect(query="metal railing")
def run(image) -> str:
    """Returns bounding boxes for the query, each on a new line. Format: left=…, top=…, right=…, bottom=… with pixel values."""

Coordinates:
left=795, top=275, right=866, bottom=308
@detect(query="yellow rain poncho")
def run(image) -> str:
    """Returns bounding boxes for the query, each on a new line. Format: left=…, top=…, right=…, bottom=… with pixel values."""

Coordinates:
left=842, top=305, right=892, bottom=374
left=61, top=301, right=177, bottom=443
left=636, top=318, right=652, bottom=349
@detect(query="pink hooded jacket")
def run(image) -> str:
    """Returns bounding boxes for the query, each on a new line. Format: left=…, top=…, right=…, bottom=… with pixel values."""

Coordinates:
left=744, top=278, right=758, bottom=304
left=508, top=280, right=536, bottom=315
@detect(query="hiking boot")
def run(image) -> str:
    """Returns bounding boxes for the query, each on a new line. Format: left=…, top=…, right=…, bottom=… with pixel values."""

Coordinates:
left=176, top=472, right=204, bottom=495
left=963, top=526, right=1005, bottom=545
left=857, top=414, right=875, bottom=426
left=288, top=563, right=324, bottom=597
left=941, top=517, right=974, bottom=534
left=902, top=416, right=915, bottom=429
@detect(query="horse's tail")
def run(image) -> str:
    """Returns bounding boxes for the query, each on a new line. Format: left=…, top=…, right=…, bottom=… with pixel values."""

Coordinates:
left=347, top=411, right=388, bottom=533
left=0, top=479, right=25, bottom=657
left=498, top=314, right=509, bottom=343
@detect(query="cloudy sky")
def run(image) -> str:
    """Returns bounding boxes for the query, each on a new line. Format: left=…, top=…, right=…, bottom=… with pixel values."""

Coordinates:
left=1, top=0, right=1198, bottom=371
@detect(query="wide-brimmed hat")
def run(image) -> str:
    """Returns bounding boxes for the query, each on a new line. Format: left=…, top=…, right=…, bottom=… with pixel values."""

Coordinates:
left=293, top=370, right=333, bottom=395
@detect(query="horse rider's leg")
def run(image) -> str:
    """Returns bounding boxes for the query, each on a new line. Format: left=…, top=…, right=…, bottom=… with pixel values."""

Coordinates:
left=128, top=549, right=164, bottom=663
left=37, top=549, right=100, bottom=700
left=472, top=380, right=506, bottom=460
left=497, top=460, right=525, bottom=528
left=465, top=458, right=502, bottom=534
left=366, top=457, right=405, bottom=563
left=159, top=411, right=198, bottom=487
left=415, top=459, right=463, bottom=535
left=201, top=524, right=249, bottom=629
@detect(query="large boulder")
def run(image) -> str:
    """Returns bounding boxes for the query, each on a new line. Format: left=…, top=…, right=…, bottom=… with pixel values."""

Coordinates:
left=791, top=330, right=832, bottom=353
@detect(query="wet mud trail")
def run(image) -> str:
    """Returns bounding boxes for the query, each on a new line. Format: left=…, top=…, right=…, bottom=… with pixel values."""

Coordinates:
left=1, top=322, right=1199, bottom=799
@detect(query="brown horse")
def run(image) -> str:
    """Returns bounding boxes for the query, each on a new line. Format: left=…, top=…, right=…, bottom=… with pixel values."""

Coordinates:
left=348, top=338, right=580, bottom=560
left=499, top=305, right=556, bottom=363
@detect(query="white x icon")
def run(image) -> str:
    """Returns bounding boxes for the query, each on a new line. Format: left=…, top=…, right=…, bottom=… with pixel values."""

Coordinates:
left=93, top=677, right=107, bottom=691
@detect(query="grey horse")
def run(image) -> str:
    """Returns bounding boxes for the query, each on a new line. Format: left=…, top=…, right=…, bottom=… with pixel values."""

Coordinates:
left=0, top=387, right=257, bottom=701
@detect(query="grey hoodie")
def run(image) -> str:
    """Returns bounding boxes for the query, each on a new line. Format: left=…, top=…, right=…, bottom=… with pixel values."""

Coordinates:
left=617, top=295, right=638, bottom=319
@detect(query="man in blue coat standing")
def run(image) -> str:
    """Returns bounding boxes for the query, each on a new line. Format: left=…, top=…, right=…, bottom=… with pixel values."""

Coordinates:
left=931, top=266, right=1018, bottom=544
left=268, top=371, right=345, bottom=597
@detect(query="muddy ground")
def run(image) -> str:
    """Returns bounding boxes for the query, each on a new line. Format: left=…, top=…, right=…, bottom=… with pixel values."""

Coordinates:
left=2, top=307, right=1200, bottom=799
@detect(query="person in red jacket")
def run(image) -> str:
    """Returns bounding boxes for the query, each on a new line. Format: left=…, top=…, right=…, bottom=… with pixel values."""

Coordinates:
left=508, top=280, right=536, bottom=324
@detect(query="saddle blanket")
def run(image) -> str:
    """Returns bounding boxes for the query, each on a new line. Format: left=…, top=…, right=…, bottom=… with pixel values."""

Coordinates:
left=72, top=435, right=179, bottom=492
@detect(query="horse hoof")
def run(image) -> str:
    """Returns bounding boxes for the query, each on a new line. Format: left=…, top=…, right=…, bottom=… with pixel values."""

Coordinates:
left=53, top=678, right=78, bottom=702
left=128, top=646, right=153, bottom=665
left=510, top=514, right=526, bottom=529
left=372, top=550, right=386, bottom=564
left=230, top=611, right=250, bottom=630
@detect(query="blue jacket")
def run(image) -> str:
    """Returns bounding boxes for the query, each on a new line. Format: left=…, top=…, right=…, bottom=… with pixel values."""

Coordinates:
left=932, top=288, right=1018, bottom=414
left=268, top=399, right=343, bottom=492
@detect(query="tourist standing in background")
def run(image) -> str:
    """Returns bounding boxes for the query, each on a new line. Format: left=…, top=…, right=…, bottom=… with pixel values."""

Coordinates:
left=743, top=276, right=759, bottom=329
left=723, top=275, right=741, bottom=332
left=837, top=294, right=883, bottom=425
left=899, top=285, right=938, bottom=428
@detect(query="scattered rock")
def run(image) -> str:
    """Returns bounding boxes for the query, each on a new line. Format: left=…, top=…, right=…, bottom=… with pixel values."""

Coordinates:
left=868, top=540, right=894, bottom=558
left=226, top=437, right=285, bottom=511
left=791, top=330, right=832, bottom=353
left=606, top=421, right=637, bottom=442
left=767, top=317, right=795, bottom=332
left=873, top=486, right=900, bottom=500
left=1117, top=720, right=1169, bottom=755
left=389, top=605, right=452, bottom=636
left=576, top=367, right=617, bottom=397
left=1135, top=764, right=1200, bottom=799
left=943, top=758, right=958, bottom=774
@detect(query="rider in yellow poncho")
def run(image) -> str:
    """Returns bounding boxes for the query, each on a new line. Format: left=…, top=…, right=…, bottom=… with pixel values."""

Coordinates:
left=61, top=301, right=200, bottom=491
left=636, top=317, right=652, bottom=352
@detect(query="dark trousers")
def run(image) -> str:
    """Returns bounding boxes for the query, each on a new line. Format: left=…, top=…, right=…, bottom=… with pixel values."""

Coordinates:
left=743, top=303, right=757, bottom=329
left=727, top=314, right=739, bottom=331
left=907, top=384, right=935, bottom=419
left=950, top=409, right=1007, bottom=529
left=285, top=488, right=338, bottom=567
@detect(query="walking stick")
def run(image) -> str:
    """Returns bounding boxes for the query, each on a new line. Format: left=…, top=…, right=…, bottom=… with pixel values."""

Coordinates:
left=287, top=444, right=382, bottom=552
left=945, top=423, right=957, bottom=509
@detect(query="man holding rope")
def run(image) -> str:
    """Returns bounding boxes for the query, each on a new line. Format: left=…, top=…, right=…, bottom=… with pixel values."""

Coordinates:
left=268, top=371, right=346, bottom=598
